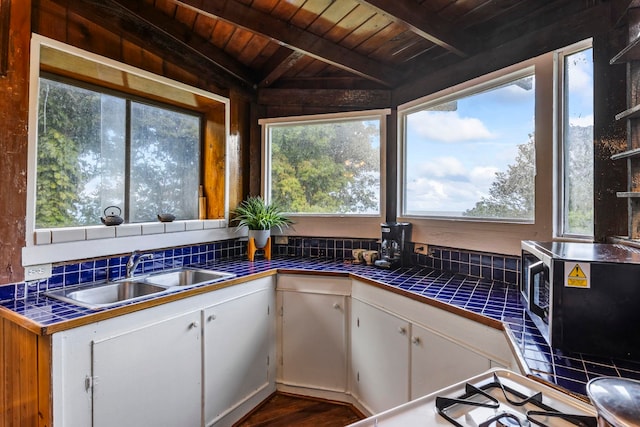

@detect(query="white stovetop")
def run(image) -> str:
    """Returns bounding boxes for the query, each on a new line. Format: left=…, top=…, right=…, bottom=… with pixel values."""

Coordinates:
left=348, top=368, right=596, bottom=427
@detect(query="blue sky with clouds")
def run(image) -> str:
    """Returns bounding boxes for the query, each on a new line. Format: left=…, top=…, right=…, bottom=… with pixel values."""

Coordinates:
left=403, top=48, right=593, bottom=216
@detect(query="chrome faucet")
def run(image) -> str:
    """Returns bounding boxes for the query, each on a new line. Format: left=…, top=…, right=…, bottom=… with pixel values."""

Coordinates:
left=126, top=250, right=154, bottom=278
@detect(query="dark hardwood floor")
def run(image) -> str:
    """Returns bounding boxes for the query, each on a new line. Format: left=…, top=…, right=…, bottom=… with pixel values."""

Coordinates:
left=234, top=393, right=366, bottom=427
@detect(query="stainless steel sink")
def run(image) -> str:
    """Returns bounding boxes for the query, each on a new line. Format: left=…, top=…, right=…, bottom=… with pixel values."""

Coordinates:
left=45, top=280, right=168, bottom=309
left=144, top=268, right=236, bottom=288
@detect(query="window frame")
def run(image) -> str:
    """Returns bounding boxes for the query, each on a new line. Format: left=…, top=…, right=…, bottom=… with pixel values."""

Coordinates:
left=24, top=35, right=233, bottom=266
left=37, top=72, right=206, bottom=226
left=554, top=39, right=594, bottom=240
left=398, top=67, right=536, bottom=223
left=259, top=109, right=389, bottom=236
left=396, top=54, right=555, bottom=255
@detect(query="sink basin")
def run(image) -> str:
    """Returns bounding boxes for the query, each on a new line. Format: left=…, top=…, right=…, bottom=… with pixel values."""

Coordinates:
left=45, top=280, right=168, bottom=309
left=144, top=268, right=236, bottom=288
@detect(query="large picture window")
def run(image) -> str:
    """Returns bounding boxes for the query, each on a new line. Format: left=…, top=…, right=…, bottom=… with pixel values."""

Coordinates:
left=401, top=70, right=536, bottom=222
left=36, top=76, right=202, bottom=228
left=263, top=112, right=384, bottom=215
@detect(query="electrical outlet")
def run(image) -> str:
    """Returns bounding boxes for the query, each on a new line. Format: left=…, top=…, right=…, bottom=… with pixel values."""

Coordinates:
left=414, top=244, right=429, bottom=255
left=24, top=263, right=52, bottom=281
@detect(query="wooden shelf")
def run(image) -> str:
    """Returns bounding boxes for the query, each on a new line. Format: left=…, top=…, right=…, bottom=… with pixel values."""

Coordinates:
left=616, top=104, right=640, bottom=120
left=611, top=35, right=640, bottom=64
left=617, top=192, right=640, bottom=198
left=611, top=147, right=640, bottom=160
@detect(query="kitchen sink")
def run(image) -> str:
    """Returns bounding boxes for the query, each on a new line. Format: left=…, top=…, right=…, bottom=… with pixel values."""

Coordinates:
left=45, top=280, right=169, bottom=309
left=144, top=268, right=236, bottom=288
left=45, top=268, right=236, bottom=309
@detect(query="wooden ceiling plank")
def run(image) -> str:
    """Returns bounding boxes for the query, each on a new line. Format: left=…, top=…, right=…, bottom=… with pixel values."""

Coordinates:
left=340, top=12, right=393, bottom=51
left=112, top=0, right=257, bottom=85
left=355, top=0, right=474, bottom=57
left=49, top=0, right=254, bottom=93
left=249, top=41, right=281, bottom=69
left=174, top=3, right=198, bottom=27
left=209, top=19, right=236, bottom=49
left=289, top=0, right=334, bottom=30
left=270, top=0, right=306, bottom=22
left=306, top=0, right=360, bottom=37
left=324, top=4, right=377, bottom=44
left=192, top=11, right=216, bottom=40
left=280, top=55, right=317, bottom=79
left=356, top=21, right=409, bottom=57
left=175, top=0, right=399, bottom=86
left=153, top=0, right=178, bottom=16
left=258, top=47, right=306, bottom=87
left=250, top=0, right=280, bottom=14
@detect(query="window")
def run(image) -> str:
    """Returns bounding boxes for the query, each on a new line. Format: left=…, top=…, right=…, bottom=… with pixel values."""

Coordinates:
left=36, top=76, right=201, bottom=228
left=557, top=42, right=594, bottom=237
left=262, top=111, right=385, bottom=215
left=401, top=70, right=536, bottom=222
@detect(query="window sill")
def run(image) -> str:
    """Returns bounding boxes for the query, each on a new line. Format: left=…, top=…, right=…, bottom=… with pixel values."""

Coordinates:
left=33, top=220, right=227, bottom=245
left=23, top=220, right=237, bottom=267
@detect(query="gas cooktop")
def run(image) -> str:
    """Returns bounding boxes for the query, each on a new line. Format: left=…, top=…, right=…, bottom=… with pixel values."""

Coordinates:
left=348, top=369, right=597, bottom=427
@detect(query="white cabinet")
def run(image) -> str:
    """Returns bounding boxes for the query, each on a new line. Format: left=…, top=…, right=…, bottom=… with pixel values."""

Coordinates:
left=92, top=310, right=202, bottom=427
left=277, top=274, right=350, bottom=395
left=410, top=323, right=490, bottom=399
left=204, top=288, right=274, bottom=426
left=281, top=291, right=347, bottom=391
left=52, top=276, right=276, bottom=427
left=351, top=298, right=410, bottom=414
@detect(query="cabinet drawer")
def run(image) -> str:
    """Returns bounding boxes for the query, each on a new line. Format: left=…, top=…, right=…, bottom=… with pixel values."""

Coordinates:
left=277, top=274, right=351, bottom=295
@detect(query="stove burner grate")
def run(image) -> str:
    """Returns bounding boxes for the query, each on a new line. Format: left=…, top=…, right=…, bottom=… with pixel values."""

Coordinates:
left=435, top=373, right=597, bottom=427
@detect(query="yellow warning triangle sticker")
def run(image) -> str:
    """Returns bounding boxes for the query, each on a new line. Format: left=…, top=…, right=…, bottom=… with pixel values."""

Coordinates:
left=568, top=264, right=587, bottom=279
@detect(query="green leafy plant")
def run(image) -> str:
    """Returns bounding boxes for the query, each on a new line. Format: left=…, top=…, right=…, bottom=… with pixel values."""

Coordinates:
left=231, top=196, right=293, bottom=231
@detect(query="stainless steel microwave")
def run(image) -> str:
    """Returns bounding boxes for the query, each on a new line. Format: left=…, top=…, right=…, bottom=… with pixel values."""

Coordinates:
left=521, top=240, right=640, bottom=361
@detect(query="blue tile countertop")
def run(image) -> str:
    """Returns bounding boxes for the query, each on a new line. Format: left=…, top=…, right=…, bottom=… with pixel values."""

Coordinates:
left=2, top=256, right=639, bottom=398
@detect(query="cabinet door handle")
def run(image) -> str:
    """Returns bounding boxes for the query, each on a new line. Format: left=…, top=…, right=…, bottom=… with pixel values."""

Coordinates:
left=412, top=336, right=421, bottom=345
left=189, top=321, right=199, bottom=329
left=208, top=314, right=216, bottom=322
left=398, top=327, right=407, bottom=335
left=333, top=303, right=341, bottom=310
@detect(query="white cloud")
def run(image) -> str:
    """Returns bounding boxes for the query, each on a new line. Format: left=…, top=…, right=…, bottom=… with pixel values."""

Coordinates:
left=408, top=111, right=495, bottom=143
left=406, top=158, right=500, bottom=212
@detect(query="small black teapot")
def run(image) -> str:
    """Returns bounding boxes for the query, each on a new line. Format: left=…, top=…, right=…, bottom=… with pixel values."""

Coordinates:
left=101, top=206, right=124, bottom=226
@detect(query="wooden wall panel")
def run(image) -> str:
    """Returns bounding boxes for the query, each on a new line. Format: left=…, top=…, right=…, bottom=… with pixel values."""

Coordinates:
left=204, top=103, right=227, bottom=219
left=0, top=319, right=51, bottom=427
left=0, top=0, right=30, bottom=284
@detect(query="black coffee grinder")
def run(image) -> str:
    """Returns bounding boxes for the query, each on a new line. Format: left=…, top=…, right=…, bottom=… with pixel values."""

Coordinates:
left=375, top=222, right=411, bottom=269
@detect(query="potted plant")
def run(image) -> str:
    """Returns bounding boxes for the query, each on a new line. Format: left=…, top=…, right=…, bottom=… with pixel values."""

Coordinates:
left=231, top=196, right=293, bottom=248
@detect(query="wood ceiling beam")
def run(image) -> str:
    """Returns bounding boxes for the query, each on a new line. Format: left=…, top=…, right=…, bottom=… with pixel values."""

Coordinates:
left=258, top=88, right=391, bottom=109
left=356, top=0, right=473, bottom=57
left=174, top=0, right=399, bottom=87
left=48, top=0, right=255, bottom=94
left=111, top=0, right=257, bottom=87
left=258, top=47, right=306, bottom=88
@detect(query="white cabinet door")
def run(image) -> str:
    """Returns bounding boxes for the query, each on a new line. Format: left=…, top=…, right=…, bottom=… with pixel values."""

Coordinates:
left=203, top=289, right=272, bottom=426
left=92, top=310, right=202, bottom=427
left=410, top=323, right=490, bottom=399
left=351, top=299, right=410, bottom=414
left=281, top=291, right=347, bottom=391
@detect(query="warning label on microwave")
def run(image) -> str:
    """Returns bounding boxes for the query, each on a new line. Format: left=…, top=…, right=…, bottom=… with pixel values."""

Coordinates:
left=565, top=262, right=590, bottom=288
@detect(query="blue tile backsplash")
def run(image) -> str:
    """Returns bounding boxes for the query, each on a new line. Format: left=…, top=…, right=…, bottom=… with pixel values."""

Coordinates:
left=0, top=236, right=520, bottom=302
